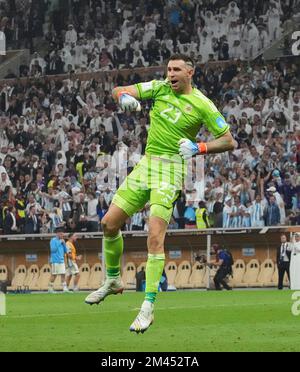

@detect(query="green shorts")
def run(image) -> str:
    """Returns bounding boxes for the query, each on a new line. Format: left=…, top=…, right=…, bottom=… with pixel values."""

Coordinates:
left=112, top=155, right=186, bottom=223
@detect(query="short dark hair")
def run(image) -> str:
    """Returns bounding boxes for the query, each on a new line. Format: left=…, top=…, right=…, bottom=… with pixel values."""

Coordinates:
left=168, top=54, right=194, bottom=67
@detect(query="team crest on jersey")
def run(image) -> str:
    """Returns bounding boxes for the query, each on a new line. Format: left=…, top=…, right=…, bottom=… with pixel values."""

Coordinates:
left=185, top=104, right=193, bottom=113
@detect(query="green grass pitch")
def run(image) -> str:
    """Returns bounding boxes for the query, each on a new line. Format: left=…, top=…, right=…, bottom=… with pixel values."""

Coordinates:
left=1, top=290, right=300, bottom=352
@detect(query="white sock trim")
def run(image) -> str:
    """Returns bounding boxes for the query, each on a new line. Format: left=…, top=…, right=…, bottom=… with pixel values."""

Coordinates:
left=148, top=253, right=165, bottom=260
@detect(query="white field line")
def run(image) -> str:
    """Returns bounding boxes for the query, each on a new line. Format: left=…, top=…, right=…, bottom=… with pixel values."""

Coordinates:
left=3, top=301, right=286, bottom=319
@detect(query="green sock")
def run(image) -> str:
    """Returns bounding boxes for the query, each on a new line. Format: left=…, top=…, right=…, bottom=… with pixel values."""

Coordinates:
left=104, top=232, right=123, bottom=279
left=145, top=253, right=165, bottom=304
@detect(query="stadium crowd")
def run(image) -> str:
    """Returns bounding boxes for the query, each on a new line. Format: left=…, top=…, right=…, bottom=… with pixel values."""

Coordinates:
left=1, top=0, right=299, bottom=77
left=0, top=0, right=299, bottom=234
left=0, top=54, right=299, bottom=234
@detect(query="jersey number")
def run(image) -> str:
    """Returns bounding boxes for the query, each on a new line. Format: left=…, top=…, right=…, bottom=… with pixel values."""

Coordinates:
left=161, top=104, right=182, bottom=124
left=157, top=182, right=178, bottom=204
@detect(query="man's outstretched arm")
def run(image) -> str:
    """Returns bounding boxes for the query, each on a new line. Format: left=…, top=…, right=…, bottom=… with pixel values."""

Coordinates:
left=112, top=85, right=141, bottom=112
left=179, top=131, right=235, bottom=159
left=112, top=85, right=139, bottom=100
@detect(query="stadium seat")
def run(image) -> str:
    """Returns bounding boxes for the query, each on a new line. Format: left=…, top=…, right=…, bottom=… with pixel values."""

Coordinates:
left=241, top=259, right=260, bottom=287
left=174, top=261, right=192, bottom=289
left=23, top=264, right=40, bottom=291
left=37, top=264, right=51, bottom=290
left=7, top=265, right=27, bottom=292
left=186, top=262, right=206, bottom=288
left=121, top=262, right=136, bottom=290
left=89, top=263, right=104, bottom=289
left=165, top=261, right=177, bottom=288
left=78, top=263, right=91, bottom=290
left=228, top=259, right=246, bottom=288
left=271, top=266, right=278, bottom=287
left=256, top=259, right=275, bottom=287
left=202, top=264, right=218, bottom=288
left=29, top=265, right=41, bottom=291
left=0, top=265, right=8, bottom=282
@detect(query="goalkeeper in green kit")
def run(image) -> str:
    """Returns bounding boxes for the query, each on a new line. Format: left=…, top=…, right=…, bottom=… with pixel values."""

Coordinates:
left=85, top=54, right=235, bottom=333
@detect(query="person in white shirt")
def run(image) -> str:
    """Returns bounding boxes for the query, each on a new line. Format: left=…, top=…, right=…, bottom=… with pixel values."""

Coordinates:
left=226, top=1, right=240, bottom=22
left=90, top=110, right=103, bottom=134
left=225, top=99, right=240, bottom=119
left=25, top=194, right=43, bottom=215
left=241, top=23, right=259, bottom=59
left=223, top=197, right=232, bottom=228
left=211, top=178, right=224, bottom=204
left=227, top=20, right=241, bottom=48
left=128, top=142, right=142, bottom=168
left=65, top=24, right=78, bottom=46
left=86, top=192, right=99, bottom=232
left=199, top=31, right=213, bottom=63
left=202, top=11, right=216, bottom=34
left=103, top=188, right=114, bottom=206
left=102, top=109, right=114, bottom=138
left=30, top=52, right=46, bottom=74
left=120, top=19, right=132, bottom=49
left=266, top=3, right=282, bottom=42
left=61, top=49, right=73, bottom=72
left=0, top=165, right=7, bottom=176
left=229, top=40, right=244, bottom=60
left=213, top=16, right=228, bottom=39
left=257, top=25, right=270, bottom=52
left=290, top=233, right=300, bottom=290
left=143, top=18, right=156, bottom=47
left=0, top=171, right=12, bottom=192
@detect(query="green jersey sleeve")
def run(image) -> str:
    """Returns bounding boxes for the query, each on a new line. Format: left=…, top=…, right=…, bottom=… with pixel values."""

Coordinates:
left=199, top=96, right=230, bottom=138
left=135, top=80, right=166, bottom=101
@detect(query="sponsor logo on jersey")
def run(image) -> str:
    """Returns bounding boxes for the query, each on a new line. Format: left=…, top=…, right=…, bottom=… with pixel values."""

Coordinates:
left=216, top=116, right=227, bottom=129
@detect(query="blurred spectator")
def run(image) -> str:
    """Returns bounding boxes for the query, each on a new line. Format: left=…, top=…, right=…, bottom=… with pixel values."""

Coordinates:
left=265, top=195, right=281, bottom=226
left=24, top=205, right=41, bottom=234
left=184, top=200, right=196, bottom=229
left=3, top=205, right=18, bottom=234
left=195, top=201, right=210, bottom=229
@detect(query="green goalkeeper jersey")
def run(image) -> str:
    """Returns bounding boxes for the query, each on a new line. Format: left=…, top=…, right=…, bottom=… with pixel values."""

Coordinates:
left=135, top=79, right=229, bottom=156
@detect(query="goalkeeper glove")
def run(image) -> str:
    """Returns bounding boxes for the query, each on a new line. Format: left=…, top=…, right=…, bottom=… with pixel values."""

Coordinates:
left=118, top=92, right=141, bottom=112
left=178, top=138, right=208, bottom=160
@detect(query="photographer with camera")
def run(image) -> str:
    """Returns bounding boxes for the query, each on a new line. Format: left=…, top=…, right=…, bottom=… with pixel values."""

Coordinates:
left=209, top=244, right=233, bottom=291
